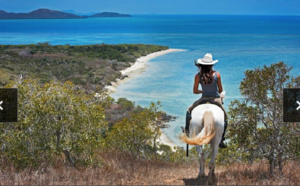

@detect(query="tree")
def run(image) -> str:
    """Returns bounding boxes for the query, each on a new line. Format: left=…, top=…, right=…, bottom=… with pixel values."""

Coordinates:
left=147, top=102, right=170, bottom=159
left=228, top=62, right=300, bottom=174
left=105, top=102, right=169, bottom=158
left=0, top=78, right=108, bottom=168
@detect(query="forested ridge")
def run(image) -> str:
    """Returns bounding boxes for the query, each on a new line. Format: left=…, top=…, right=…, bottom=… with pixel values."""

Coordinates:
left=0, top=43, right=168, bottom=89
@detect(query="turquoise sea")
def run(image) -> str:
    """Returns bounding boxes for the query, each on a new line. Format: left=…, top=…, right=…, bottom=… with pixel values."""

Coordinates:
left=1, top=15, right=300, bottom=145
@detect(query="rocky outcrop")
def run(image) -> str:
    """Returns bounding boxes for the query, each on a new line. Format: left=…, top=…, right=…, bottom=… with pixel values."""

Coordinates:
left=18, top=50, right=33, bottom=57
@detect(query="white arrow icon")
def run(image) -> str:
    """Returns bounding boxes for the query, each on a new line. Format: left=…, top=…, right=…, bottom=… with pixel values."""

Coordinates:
left=297, top=101, right=300, bottom=111
left=0, top=101, right=2, bottom=110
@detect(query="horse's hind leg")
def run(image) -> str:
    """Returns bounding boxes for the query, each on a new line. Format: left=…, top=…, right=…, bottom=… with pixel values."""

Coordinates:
left=207, top=162, right=216, bottom=185
left=207, top=142, right=219, bottom=184
left=196, top=145, right=205, bottom=178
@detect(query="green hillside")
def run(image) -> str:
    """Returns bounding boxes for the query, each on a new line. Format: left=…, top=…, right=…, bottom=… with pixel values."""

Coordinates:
left=0, top=43, right=168, bottom=90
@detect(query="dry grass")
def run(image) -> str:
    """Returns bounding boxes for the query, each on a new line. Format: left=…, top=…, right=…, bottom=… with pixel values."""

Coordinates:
left=0, top=152, right=299, bottom=185
left=217, top=161, right=300, bottom=185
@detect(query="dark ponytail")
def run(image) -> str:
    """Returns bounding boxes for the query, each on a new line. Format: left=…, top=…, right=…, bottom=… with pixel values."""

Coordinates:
left=199, top=65, right=215, bottom=85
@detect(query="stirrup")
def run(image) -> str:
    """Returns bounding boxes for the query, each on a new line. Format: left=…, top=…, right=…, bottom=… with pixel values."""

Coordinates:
left=219, top=141, right=227, bottom=148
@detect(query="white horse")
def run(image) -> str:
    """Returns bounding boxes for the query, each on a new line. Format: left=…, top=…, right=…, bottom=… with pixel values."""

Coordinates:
left=180, top=103, right=225, bottom=183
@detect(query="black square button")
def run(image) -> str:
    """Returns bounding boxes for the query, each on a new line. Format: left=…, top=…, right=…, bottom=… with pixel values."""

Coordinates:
left=283, top=88, right=300, bottom=122
left=0, top=88, right=18, bottom=122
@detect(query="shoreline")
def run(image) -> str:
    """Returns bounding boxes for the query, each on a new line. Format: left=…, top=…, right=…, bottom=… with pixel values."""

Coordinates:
left=158, top=132, right=177, bottom=151
left=105, top=48, right=185, bottom=150
left=104, top=48, right=185, bottom=93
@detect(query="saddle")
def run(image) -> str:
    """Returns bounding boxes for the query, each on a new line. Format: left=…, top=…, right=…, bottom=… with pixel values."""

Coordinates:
left=198, top=98, right=223, bottom=110
left=197, top=97, right=227, bottom=120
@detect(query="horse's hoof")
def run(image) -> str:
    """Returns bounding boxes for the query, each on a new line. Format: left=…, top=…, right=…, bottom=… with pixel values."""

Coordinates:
left=198, top=173, right=205, bottom=179
left=208, top=174, right=217, bottom=185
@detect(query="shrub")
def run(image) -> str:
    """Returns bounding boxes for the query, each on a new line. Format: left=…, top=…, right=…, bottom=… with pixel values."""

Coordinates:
left=0, top=79, right=108, bottom=168
left=105, top=102, right=167, bottom=158
left=116, top=97, right=135, bottom=111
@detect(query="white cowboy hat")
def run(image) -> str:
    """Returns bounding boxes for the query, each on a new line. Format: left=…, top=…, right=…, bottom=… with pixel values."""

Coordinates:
left=195, top=53, right=218, bottom=65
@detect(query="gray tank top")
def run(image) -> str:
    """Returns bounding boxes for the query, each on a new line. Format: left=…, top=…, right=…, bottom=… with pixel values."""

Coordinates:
left=199, top=72, right=220, bottom=98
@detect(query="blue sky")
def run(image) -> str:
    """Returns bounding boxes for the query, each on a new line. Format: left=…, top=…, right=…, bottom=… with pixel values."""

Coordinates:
left=0, top=0, right=299, bottom=15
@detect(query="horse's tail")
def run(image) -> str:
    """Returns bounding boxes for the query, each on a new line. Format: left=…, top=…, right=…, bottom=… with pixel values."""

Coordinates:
left=180, top=111, right=216, bottom=145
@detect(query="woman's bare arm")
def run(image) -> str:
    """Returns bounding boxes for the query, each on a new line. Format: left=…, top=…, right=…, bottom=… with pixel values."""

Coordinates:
left=217, top=72, right=223, bottom=93
left=193, top=74, right=203, bottom=94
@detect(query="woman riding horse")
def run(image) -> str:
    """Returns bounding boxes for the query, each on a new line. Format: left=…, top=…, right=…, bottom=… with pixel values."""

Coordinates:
left=185, top=53, right=228, bottom=148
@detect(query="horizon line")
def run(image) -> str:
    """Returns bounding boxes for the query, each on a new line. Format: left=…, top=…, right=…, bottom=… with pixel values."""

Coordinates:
left=1, top=8, right=300, bottom=17
left=131, top=13, right=300, bottom=17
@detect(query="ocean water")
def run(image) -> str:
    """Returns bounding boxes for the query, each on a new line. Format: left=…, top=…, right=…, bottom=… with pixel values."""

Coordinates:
left=1, top=15, right=300, bottom=146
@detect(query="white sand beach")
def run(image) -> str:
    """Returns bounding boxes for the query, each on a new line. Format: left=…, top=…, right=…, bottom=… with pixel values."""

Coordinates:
left=105, top=48, right=185, bottom=150
left=158, top=132, right=177, bottom=151
left=105, top=48, right=185, bottom=93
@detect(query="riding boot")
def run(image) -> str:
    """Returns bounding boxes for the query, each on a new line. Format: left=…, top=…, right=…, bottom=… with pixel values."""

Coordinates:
left=185, top=111, right=192, bottom=136
left=219, top=120, right=228, bottom=148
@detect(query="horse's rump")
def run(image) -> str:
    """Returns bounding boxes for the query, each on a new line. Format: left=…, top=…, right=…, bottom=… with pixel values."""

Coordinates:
left=180, top=111, right=216, bottom=145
